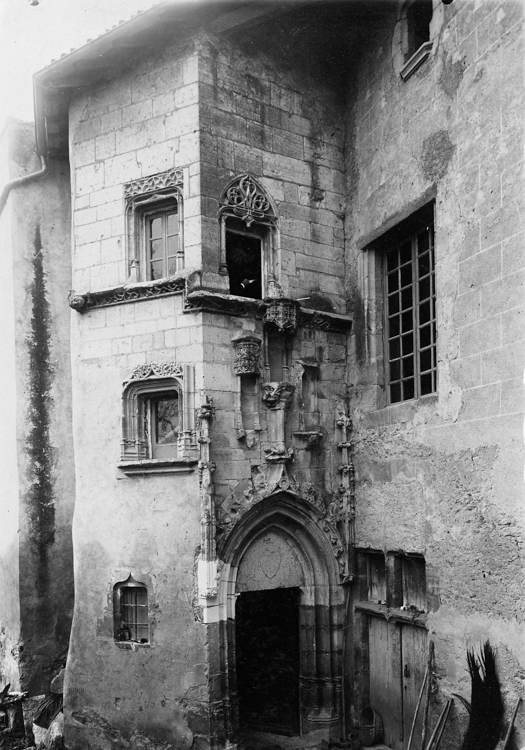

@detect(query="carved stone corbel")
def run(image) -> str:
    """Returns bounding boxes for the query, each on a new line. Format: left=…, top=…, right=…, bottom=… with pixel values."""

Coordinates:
left=232, top=334, right=262, bottom=375
left=261, top=382, right=295, bottom=408
left=263, top=297, right=301, bottom=333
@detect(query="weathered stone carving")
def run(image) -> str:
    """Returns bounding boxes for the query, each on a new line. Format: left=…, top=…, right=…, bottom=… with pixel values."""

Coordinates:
left=300, top=308, right=353, bottom=334
left=129, top=362, right=183, bottom=381
left=293, top=431, right=323, bottom=450
left=124, top=168, right=183, bottom=200
left=333, top=400, right=356, bottom=583
left=219, top=173, right=275, bottom=227
left=184, top=290, right=263, bottom=318
left=198, top=397, right=218, bottom=599
left=261, top=381, right=295, bottom=408
left=69, top=277, right=186, bottom=312
left=264, top=297, right=300, bottom=333
left=232, top=334, right=261, bottom=375
left=264, top=446, right=294, bottom=463
left=68, top=291, right=86, bottom=310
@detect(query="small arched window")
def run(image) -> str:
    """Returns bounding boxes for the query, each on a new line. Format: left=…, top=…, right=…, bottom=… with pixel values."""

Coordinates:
left=218, top=174, right=278, bottom=300
left=405, top=0, right=433, bottom=61
left=114, top=575, right=149, bottom=644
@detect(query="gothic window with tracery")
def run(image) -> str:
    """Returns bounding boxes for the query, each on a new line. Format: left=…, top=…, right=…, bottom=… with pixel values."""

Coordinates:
left=218, top=174, right=278, bottom=300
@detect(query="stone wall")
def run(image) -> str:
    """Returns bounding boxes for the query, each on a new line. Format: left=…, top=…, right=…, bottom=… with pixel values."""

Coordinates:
left=345, top=0, right=525, bottom=742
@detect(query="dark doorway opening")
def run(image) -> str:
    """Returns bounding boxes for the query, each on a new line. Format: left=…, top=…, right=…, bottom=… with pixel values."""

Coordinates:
left=236, top=587, right=300, bottom=736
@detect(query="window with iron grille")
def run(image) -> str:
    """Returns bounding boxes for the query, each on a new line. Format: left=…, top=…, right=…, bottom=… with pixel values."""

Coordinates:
left=384, top=213, right=436, bottom=404
left=114, top=575, right=149, bottom=644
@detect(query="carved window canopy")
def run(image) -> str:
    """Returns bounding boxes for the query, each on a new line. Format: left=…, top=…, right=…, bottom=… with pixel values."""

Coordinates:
left=120, top=361, right=197, bottom=475
left=219, top=173, right=277, bottom=228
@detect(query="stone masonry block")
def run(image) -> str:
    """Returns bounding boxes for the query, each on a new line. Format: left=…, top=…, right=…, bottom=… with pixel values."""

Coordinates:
left=95, top=132, right=116, bottom=161
left=481, top=269, right=525, bottom=318
left=73, top=117, right=101, bottom=144
left=458, top=383, right=501, bottom=422
left=459, top=316, right=501, bottom=358
left=183, top=56, right=199, bottom=85
left=74, top=241, right=101, bottom=270
left=74, top=139, right=96, bottom=168
left=175, top=132, right=200, bottom=165
left=132, top=333, right=155, bottom=353
left=501, top=304, right=525, bottom=346
left=481, top=203, right=523, bottom=252
left=116, top=117, right=165, bottom=155
left=153, top=91, right=176, bottom=117
left=75, top=162, right=105, bottom=197
left=99, top=237, right=123, bottom=264
left=500, top=377, right=525, bottom=415
left=175, top=83, right=199, bottom=109
left=165, top=105, right=199, bottom=138
left=75, top=218, right=113, bottom=247
left=74, top=207, right=97, bottom=227
left=89, top=185, right=123, bottom=208
left=100, top=108, right=123, bottom=135
left=90, top=261, right=122, bottom=291
left=458, top=244, right=501, bottom=294
left=136, top=141, right=178, bottom=176
left=482, top=342, right=525, bottom=383
left=96, top=200, right=122, bottom=221
left=104, top=152, right=141, bottom=189
left=502, top=232, right=525, bottom=276
left=453, top=289, right=481, bottom=328
left=450, top=355, right=482, bottom=390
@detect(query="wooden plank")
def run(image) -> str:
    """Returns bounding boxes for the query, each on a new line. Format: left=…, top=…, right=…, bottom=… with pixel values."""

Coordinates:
left=401, top=625, right=428, bottom=744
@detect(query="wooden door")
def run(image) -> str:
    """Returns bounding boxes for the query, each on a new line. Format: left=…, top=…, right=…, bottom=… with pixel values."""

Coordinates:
left=368, top=618, right=427, bottom=750
left=401, top=625, right=428, bottom=747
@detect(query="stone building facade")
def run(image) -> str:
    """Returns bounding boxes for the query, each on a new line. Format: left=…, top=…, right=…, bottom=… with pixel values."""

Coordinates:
left=1, top=0, right=524, bottom=748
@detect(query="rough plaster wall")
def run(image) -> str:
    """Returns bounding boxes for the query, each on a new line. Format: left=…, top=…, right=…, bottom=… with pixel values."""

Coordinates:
left=0, top=121, right=22, bottom=690
left=197, top=33, right=346, bottom=310
left=345, top=0, right=525, bottom=742
left=236, top=533, right=304, bottom=592
left=0, top=121, right=75, bottom=695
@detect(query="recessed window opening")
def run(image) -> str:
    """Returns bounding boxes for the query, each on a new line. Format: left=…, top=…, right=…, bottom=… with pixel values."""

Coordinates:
left=401, top=555, right=426, bottom=611
left=406, top=0, right=433, bottom=60
left=144, top=201, right=181, bottom=280
left=384, top=207, right=436, bottom=404
left=147, top=390, right=180, bottom=459
left=114, top=576, right=149, bottom=644
left=226, top=218, right=263, bottom=299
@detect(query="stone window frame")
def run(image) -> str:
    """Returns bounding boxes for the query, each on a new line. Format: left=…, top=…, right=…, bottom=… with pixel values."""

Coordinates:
left=362, top=197, right=437, bottom=411
left=124, top=168, right=184, bottom=283
left=218, top=173, right=281, bottom=300
left=393, top=0, right=443, bottom=81
left=119, top=362, right=198, bottom=475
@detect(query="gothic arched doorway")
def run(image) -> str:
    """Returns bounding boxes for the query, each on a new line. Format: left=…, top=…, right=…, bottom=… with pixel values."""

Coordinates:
left=216, top=492, right=345, bottom=747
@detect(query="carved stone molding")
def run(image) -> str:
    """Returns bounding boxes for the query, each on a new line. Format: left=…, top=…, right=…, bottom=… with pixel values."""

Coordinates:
left=264, top=297, right=300, bottom=333
left=124, top=168, right=183, bottom=200
left=69, top=277, right=185, bottom=312
left=232, top=334, right=262, bottom=376
left=219, top=173, right=276, bottom=227
left=216, top=471, right=352, bottom=583
left=293, top=431, right=323, bottom=450
left=300, top=308, right=353, bottom=334
left=185, top=290, right=263, bottom=318
left=263, top=446, right=294, bottom=464
left=261, top=381, right=295, bottom=408
left=128, top=362, right=183, bottom=382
